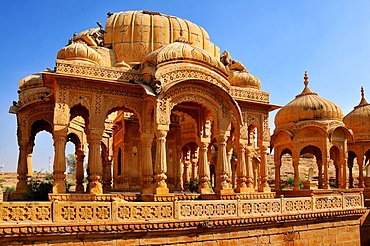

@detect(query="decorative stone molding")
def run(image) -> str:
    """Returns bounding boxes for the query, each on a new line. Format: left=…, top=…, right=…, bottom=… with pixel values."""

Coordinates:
left=156, top=64, right=230, bottom=94
left=55, top=59, right=142, bottom=83
left=230, top=87, right=269, bottom=103
left=2, top=193, right=362, bottom=224
left=0, top=202, right=52, bottom=223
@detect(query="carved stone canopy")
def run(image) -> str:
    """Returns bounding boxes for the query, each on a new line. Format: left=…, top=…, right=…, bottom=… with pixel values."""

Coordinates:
left=275, top=71, right=343, bottom=127
left=344, top=86, right=370, bottom=137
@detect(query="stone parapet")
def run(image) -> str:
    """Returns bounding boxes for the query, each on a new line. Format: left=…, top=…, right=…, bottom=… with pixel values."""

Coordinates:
left=230, top=86, right=270, bottom=103
left=55, top=59, right=142, bottom=83
left=0, top=193, right=366, bottom=245
left=0, top=193, right=364, bottom=224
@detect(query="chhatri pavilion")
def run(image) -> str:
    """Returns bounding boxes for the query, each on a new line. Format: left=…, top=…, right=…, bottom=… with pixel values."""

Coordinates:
left=4, top=10, right=369, bottom=245
left=10, top=10, right=278, bottom=200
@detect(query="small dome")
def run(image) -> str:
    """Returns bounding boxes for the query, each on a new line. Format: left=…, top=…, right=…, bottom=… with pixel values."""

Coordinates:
left=19, top=73, right=43, bottom=90
left=343, top=87, right=370, bottom=136
left=104, top=10, right=220, bottom=65
left=275, top=71, right=343, bottom=126
left=229, top=69, right=261, bottom=90
left=142, top=37, right=227, bottom=74
left=57, top=42, right=102, bottom=65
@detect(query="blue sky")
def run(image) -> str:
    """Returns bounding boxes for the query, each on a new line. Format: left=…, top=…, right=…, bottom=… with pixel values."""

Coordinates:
left=1, top=1, right=370, bottom=172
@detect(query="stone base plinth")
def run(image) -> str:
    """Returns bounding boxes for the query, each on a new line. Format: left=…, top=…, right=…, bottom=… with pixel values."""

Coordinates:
left=155, top=187, right=169, bottom=195
left=302, top=180, right=318, bottom=190
left=236, top=187, right=255, bottom=193
left=200, top=192, right=276, bottom=200
left=258, top=186, right=271, bottom=193
left=48, top=193, right=140, bottom=202
left=141, top=194, right=175, bottom=202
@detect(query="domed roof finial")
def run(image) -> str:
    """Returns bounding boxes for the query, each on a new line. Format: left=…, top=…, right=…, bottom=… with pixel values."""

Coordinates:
left=358, top=86, right=369, bottom=107
left=304, top=71, right=309, bottom=87
left=296, top=70, right=316, bottom=98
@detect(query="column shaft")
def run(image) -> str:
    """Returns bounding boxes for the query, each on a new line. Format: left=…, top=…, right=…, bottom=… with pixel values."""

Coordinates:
left=75, top=151, right=85, bottom=192
left=88, top=130, right=103, bottom=194
left=198, top=141, right=211, bottom=194
left=215, top=134, right=233, bottom=194
left=141, top=133, right=154, bottom=194
left=258, top=145, right=271, bottom=192
left=15, top=141, right=29, bottom=194
left=52, top=128, right=67, bottom=194
left=154, top=128, right=169, bottom=195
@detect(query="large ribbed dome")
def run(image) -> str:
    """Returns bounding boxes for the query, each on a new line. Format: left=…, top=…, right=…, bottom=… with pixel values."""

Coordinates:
left=275, top=72, right=343, bottom=126
left=104, top=10, right=220, bottom=65
left=343, top=87, right=370, bottom=136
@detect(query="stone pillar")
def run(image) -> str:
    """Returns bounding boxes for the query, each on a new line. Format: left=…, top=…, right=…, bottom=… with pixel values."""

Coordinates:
left=349, top=164, right=354, bottom=188
left=88, top=129, right=103, bottom=194
left=337, top=156, right=346, bottom=189
left=154, top=127, right=169, bottom=195
left=358, top=155, right=364, bottom=188
left=235, top=142, right=246, bottom=193
left=183, top=162, right=191, bottom=190
left=323, top=158, right=330, bottom=189
left=292, top=156, right=300, bottom=191
left=122, top=143, right=130, bottom=189
left=179, top=152, right=184, bottom=191
left=15, top=140, right=29, bottom=194
left=258, top=145, right=271, bottom=192
left=343, top=157, right=348, bottom=188
left=246, top=146, right=255, bottom=191
left=75, top=150, right=85, bottom=192
left=102, top=149, right=112, bottom=192
left=52, top=126, right=67, bottom=193
left=26, top=145, right=33, bottom=178
left=191, top=160, right=197, bottom=181
left=317, top=158, right=323, bottom=189
left=215, top=133, right=233, bottom=194
left=141, top=133, right=154, bottom=194
left=226, top=137, right=234, bottom=187
left=274, top=153, right=281, bottom=191
left=198, top=141, right=211, bottom=194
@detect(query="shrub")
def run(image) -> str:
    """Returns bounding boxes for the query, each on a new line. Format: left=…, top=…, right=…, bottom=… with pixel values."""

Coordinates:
left=285, top=176, right=304, bottom=190
left=187, top=176, right=200, bottom=193
left=23, top=177, right=52, bottom=201
left=4, top=186, right=15, bottom=193
left=45, top=173, right=53, bottom=180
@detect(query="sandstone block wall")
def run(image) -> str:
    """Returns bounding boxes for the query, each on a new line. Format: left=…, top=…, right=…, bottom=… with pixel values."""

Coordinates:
left=3, top=218, right=361, bottom=246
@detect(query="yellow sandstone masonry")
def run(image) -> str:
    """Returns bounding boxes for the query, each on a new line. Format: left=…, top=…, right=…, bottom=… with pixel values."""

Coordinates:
left=5, top=9, right=370, bottom=246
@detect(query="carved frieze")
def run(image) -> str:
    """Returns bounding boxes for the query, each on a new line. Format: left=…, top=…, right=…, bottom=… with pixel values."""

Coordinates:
left=230, top=87, right=269, bottom=103
left=157, top=65, right=230, bottom=94
left=56, top=60, right=142, bottom=83
left=18, top=88, right=52, bottom=108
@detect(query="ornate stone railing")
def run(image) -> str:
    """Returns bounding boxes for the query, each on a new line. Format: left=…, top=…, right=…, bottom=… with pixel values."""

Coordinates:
left=0, top=202, right=52, bottom=223
left=0, top=193, right=364, bottom=224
